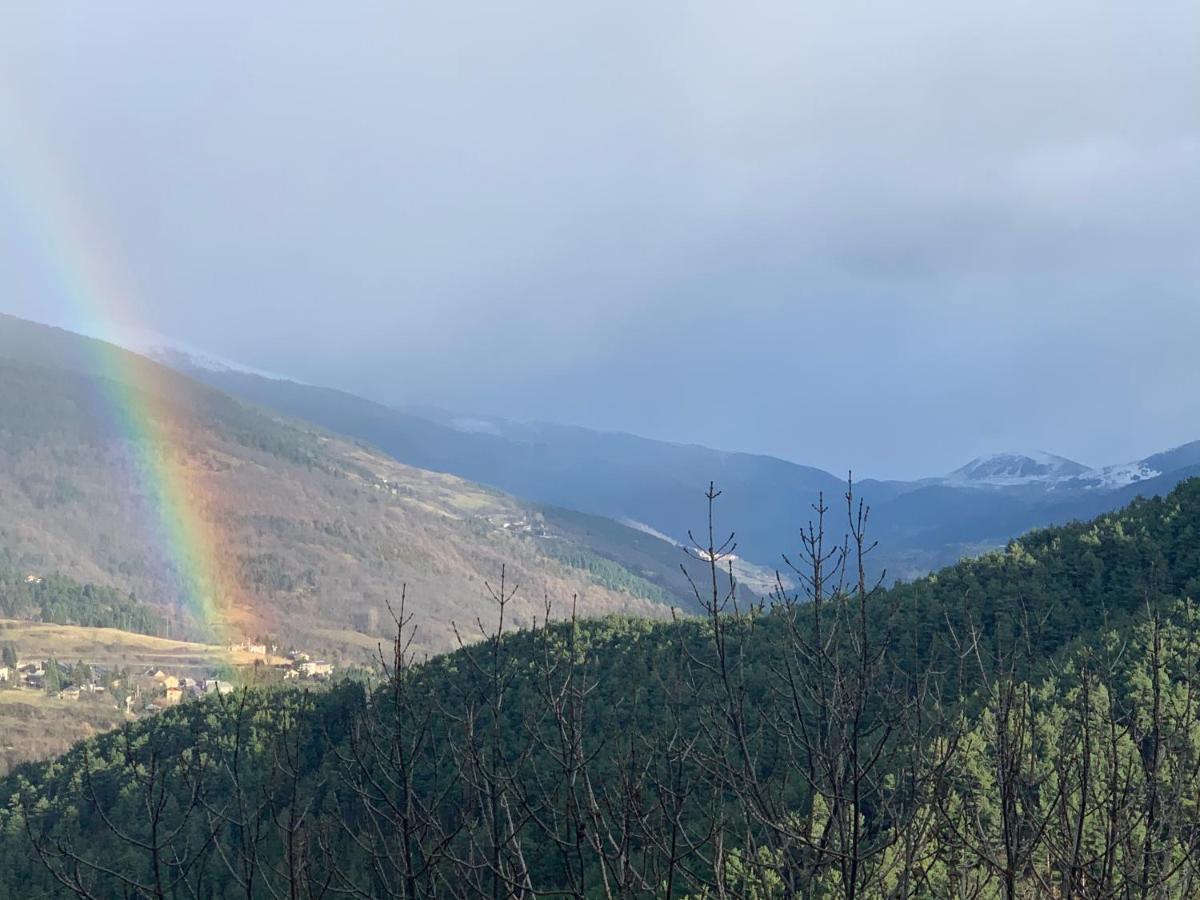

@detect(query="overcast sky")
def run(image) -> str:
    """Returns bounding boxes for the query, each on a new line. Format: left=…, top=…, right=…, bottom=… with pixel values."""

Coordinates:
left=0, top=2, right=1197, bottom=479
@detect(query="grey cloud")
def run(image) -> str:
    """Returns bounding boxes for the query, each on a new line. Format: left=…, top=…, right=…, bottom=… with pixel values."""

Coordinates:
left=0, top=1, right=1196, bottom=478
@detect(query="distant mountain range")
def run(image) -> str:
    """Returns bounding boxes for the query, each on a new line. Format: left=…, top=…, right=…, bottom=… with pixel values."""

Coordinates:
left=153, top=346, right=1200, bottom=582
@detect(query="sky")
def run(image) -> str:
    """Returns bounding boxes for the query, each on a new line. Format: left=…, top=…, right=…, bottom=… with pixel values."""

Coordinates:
left=0, top=2, right=1197, bottom=480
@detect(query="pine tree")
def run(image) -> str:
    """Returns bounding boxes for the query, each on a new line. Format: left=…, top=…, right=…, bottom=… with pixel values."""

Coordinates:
left=43, top=658, right=63, bottom=694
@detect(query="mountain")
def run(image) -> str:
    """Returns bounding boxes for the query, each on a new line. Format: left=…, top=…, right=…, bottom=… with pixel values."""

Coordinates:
left=159, top=351, right=1200, bottom=581
left=6, top=478, right=1200, bottom=896
left=935, top=448, right=1180, bottom=493
left=0, top=315, right=694, bottom=658
left=151, top=354, right=862, bottom=568
left=940, top=450, right=1093, bottom=485
left=1141, top=440, right=1200, bottom=477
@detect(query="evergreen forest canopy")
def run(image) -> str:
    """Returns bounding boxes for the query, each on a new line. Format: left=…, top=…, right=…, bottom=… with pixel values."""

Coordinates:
left=4, top=478, right=1200, bottom=898
left=0, top=553, right=168, bottom=637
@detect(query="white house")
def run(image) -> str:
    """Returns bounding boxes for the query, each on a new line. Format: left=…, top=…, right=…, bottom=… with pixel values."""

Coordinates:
left=299, top=660, right=334, bottom=678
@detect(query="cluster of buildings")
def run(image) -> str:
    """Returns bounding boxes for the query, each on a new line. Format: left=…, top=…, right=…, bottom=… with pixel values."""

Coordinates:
left=0, top=652, right=334, bottom=715
left=0, top=658, right=228, bottom=712
left=141, top=670, right=235, bottom=710
left=230, top=639, right=272, bottom=655
left=226, top=641, right=336, bottom=680
left=493, top=515, right=554, bottom=539
left=278, top=650, right=335, bottom=680
left=226, top=640, right=336, bottom=678
left=1, top=659, right=124, bottom=703
left=132, top=660, right=337, bottom=709
left=0, top=626, right=338, bottom=722
left=371, top=476, right=413, bottom=498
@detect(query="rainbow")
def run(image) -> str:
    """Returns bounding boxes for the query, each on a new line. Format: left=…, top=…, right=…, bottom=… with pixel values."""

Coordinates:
left=0, top=91, right=238, bottom=642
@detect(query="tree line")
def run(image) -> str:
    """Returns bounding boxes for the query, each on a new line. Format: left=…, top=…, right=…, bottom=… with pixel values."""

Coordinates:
left=4, top=479, right=1200, bottom=898
left=0, top=563, right=168, bottom=637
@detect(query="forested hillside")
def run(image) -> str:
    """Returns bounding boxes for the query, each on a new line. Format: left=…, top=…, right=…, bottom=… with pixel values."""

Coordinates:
left=0, top=558, right=166, bottom=636
left=0, top=316, right=690, bottom=657
left=5, top=479, right=1200, bottom=898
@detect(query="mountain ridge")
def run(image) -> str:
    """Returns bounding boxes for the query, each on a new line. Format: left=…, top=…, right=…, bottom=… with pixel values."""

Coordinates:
left=152, top=343, right=1200, bottom=581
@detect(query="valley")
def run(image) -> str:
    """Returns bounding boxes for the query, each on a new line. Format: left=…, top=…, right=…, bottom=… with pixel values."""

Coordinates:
left=0, top=5, right=1190, bottom=893
left=4, top=311, right=1199, bottom=796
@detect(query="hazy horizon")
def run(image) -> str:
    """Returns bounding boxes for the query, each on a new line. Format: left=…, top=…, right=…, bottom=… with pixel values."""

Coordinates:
left=1, top=3, right=1197, bottom=479
left=7, top=307, right=1190, bottom=485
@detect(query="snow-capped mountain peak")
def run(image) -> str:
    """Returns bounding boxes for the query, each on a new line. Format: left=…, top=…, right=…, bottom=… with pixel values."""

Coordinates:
left=944, top=451, right=1094, bottom=486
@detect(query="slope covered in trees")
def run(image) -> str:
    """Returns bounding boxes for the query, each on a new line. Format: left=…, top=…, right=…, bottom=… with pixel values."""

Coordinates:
left=0, top=554, right=167, bottom=636
left=3, top=479, right=1200, bottom=897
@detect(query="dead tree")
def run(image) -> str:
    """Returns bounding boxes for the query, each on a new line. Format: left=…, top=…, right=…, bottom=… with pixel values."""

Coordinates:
left=444, top=565, right=538, bottom=899
left=262, top=690, right=333, bottom=900
left=23, top=725, right=216, bottom=899
left=756, top=479, right=936, bottom=898
left=328, top=586, right=461, bottom=899
left=934, top=587, right=1062, bottom=900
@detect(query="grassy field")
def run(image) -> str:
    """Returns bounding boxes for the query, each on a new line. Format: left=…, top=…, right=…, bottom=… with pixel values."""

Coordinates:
left=0, top=689, right=127, bottom=776
left=0, top=619, right=288, bottom=669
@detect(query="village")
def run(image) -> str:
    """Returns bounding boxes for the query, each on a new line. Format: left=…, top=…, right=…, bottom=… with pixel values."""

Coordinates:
left=0, top=639, right=336, bottom=715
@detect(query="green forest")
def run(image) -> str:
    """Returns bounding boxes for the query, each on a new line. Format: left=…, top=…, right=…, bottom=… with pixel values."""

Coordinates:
left=0, top=556, right=168, bottom=637
left=4, top=479, right=1200, bottom=898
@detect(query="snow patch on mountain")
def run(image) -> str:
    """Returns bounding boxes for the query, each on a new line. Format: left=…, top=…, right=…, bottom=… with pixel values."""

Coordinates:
left=142, top=343, right=289, bottom=380
left=1085, top=461, right=1161, bottom=489
left=450, top=416, right=505, bottom=437
left=620, top=519, right=680, bottom=546
left=148, top=346, right=237, bottom=373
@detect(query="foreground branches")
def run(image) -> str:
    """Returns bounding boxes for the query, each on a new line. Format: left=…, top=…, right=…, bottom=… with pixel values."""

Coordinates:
left=11, top=480, right=1200, bottom=898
